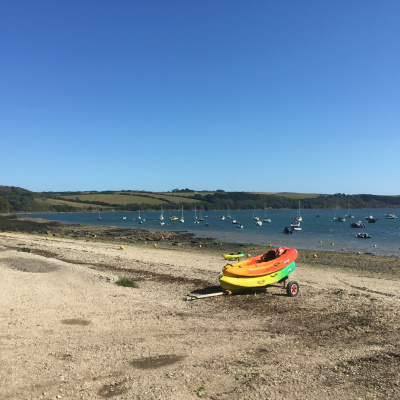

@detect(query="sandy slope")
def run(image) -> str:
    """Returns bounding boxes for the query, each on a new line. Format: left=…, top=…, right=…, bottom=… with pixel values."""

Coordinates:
left=0, top=232, right=399, bottom=400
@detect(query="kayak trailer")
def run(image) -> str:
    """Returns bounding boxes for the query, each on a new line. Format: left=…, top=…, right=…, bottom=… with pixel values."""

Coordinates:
left=185, top=277, right=299, bottom=301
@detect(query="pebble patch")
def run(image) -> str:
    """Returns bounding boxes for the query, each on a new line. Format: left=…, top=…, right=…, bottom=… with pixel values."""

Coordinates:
left=61, top=318, right=91, bottom=326
left=131, top=355, right=186, bottom=369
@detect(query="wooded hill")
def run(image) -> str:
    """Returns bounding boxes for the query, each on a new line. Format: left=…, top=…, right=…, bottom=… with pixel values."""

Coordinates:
left=1, top=186, right=400, bottom=213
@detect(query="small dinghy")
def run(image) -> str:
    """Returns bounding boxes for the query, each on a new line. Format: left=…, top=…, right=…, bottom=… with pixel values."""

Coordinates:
left=351, top=221, right=365, bottom=228
left=356, top=233, right=371, bottom=239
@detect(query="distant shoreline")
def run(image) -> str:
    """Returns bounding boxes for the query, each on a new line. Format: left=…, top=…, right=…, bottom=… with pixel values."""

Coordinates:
left=1, top=214, right=400, bottom=279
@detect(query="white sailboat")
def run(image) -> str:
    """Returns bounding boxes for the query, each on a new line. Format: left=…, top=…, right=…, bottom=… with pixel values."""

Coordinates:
left=263, top=203, right=271, bottom=223
left=226, top=206, right=232, bottom=219
left=385, top=212, right=398, bottom=219
left=180, top=206, right=184, bottom=223
left=291, top=218, right=301, bottom=228
left=345, top=203, right=354, bottom=219
left=365, top=210, right=378, bottom=223
left=295, top=201, right=302, bottom=222
left=159, top=207, right=164, bottom=221
left=194, top=205, right=199, bottom=223
left=333, top=202, right=345, bottom=222
left=253, top=206, right=260, bottom=221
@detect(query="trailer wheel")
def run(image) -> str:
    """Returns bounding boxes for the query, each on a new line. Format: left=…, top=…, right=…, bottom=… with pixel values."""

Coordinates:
left=286, top=281, right=299, bottom=297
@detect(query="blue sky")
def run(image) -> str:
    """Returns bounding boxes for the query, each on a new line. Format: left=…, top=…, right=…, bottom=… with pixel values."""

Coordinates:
left=1, top=1, right=399, bottom=195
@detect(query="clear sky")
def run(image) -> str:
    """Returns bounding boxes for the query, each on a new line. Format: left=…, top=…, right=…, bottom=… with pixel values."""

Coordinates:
left=1, top=1, right=399, bottom=195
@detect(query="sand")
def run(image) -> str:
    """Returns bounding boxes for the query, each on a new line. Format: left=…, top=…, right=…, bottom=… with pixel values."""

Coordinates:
left=0, top=228, right=399, bottom=400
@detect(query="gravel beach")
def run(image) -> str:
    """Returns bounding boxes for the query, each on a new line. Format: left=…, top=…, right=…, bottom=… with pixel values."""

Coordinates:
left=0, top=215, right=399, bottom=399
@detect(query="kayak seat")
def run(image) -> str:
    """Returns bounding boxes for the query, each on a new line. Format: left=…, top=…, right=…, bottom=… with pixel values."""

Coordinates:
left=263, top=250, right=277, bottom=262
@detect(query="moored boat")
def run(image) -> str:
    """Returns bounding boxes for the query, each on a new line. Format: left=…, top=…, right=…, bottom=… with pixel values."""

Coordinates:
left=365, top=215, right=378, bottom=223
left=345, top=204, right=354, bottom=218
left=294, top=201, right=302, bottom=222
left=262, top=203, right=271, bottom=223
left=356, top=233, right=371, bottom=239
left=220, top=262, right=296, bottom=292
left=351, top=221, right=365, bottom=228
left=291, top=217, right=301, bottom=228
left=334, top=216, right=346, bottom=222
left=283, top=226, right=293, bottom=234
left=333, top=201, right=345, bottom=222
left=222, top=247, right=298, bottom=277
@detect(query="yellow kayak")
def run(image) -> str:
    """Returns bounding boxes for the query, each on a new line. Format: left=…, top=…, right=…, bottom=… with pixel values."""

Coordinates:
left=223, top=253, right=245, bottom=260
left=220, top=262, right=296, bottom=292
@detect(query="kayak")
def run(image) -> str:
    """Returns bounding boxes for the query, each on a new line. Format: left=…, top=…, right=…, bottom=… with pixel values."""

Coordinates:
left=223, top=253, right=245, bottom=260
left=220, top=262, right=296, bottom=292
left=222, top=247, right=297, bottom=277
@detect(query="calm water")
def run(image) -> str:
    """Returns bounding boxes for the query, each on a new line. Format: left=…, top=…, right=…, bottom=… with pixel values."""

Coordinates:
left=22, top=208, right=400, bottom=256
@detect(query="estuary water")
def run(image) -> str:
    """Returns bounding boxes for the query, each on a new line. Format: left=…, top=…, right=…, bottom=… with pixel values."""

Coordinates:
left=22, top=208, right=400, bottom=257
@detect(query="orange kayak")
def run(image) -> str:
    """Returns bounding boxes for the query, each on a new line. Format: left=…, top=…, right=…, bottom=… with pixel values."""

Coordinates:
left=222, top=247, right=298, bottom=277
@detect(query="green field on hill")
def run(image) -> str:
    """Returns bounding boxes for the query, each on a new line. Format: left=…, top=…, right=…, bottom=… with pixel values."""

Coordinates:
left=34, top=198, right=112, bottom=210
left=254, top=192, right=324, bottom=199
left=59, top=192, right=201, bottom=205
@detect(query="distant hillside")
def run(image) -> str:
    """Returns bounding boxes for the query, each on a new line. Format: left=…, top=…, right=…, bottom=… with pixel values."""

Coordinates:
left=0, top=186, right=36, bottom=212
left=0, top=185, right=30, bottom=193
left=1, top=186, right=400, bottom=213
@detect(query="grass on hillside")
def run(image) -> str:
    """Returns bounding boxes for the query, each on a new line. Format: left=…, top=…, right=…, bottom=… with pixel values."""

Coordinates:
left=159, top=191, right=214, bottom=197
left=34, top=198, right=108, bottom=209
left=59, top=193, right=201, bottom=205
left=254, top=192, right=325, bottom=199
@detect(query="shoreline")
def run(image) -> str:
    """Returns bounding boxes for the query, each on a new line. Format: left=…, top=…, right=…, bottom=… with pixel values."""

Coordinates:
left=1, top=214, right=399, bottom=279
left=13, top=210, right=400, bottom=258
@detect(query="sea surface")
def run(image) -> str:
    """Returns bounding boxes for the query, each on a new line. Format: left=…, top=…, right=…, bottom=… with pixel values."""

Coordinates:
left=22, top=208, right=400, bottom=257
